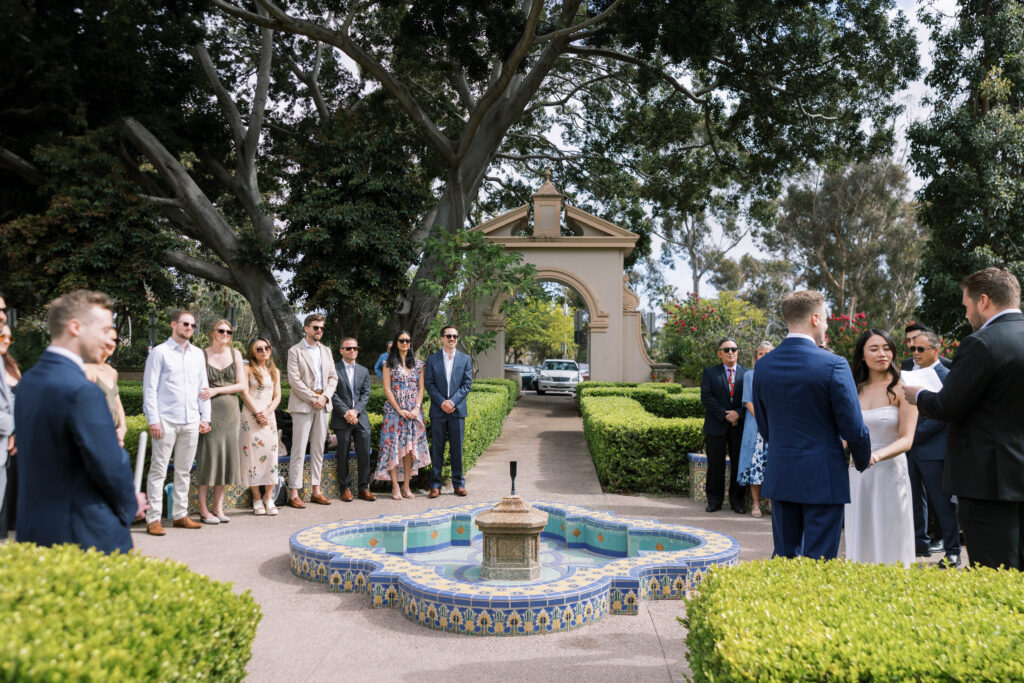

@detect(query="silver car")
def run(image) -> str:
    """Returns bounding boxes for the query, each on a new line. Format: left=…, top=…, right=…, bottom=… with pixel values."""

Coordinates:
left=536, top=359, right=582, bottom=395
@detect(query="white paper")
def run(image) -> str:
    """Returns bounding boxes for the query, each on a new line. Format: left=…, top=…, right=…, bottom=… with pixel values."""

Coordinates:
left=901, top=367, right=943, bottom=393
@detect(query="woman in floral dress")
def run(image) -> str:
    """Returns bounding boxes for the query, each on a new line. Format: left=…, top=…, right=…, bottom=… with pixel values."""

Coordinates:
left=239, top=337, right=281, bottom=515
left=375, top=330, right=430, bottom=500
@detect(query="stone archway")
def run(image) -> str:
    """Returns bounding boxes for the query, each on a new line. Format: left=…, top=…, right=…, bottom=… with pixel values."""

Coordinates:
left=471, top=175, right=654, bottom=382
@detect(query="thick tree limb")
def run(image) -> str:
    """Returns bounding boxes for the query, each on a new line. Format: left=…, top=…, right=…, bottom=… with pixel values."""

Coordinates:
left=0, top=146, right=45, bottom=186
left=534, top=0, right=624, bottom=43
left=161, top=249, right=239, bottom=289
left=138, top=194, right=184, bottom=208
left=191, top=44, right=246, bottom=146
left=244, top=9, right=274, bottom=166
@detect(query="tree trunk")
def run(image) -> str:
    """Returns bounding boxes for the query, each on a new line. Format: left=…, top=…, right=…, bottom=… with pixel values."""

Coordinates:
left=230, top=263, right=303, bottom=363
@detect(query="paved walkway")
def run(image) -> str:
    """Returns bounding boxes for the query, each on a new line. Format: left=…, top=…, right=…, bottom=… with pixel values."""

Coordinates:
left=133, top=392, right=776, bottom=682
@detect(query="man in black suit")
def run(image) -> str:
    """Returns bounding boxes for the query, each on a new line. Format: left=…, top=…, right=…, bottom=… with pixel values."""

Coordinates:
left=900, top=323, right=952, bottom=371
left=904, top=267, right=1024, bottom=569
left=330, top=338, right=375, bottom=502
left=905, top=331, right=961, bottom=567
left=701, top=337, right=747, bottom=514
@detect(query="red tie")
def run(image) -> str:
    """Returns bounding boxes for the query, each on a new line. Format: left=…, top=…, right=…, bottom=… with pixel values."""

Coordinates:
left=727, top=368, right=735, bottom=398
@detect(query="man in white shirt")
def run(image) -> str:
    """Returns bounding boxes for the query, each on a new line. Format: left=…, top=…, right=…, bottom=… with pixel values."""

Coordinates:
left=286, top=314, right=338, bottom=507
left=142, top=310, right=211, bottom=535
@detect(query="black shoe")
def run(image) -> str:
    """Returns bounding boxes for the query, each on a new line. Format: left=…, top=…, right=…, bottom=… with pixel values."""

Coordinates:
left=705, top=504, right=721, bottom=513
left=915, top=546, right=931, bottom=558
left=731, top=505, right=746, bottom=514
left=928, top=539, right=944, bottom=554
left=938, top=553, right=961, bottom=568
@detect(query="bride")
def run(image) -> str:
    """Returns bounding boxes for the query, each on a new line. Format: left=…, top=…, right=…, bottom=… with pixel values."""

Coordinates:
left=845, top=329, right=917, bottom=567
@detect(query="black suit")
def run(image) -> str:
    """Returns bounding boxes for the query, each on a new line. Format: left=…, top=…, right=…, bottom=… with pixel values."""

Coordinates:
left=331, top=361, right=373, bottom=493
left=916, top=311, right=1024, bottom=569
left=701, top=363, right=747, bottom=510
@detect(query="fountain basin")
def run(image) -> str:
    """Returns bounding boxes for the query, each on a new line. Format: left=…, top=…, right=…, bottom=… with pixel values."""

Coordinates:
left=290, top=501, right=738, bottom=636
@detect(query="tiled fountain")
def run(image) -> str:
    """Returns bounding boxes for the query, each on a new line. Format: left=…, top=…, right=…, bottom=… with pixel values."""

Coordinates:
left=289, top=499, right=739, bottom=636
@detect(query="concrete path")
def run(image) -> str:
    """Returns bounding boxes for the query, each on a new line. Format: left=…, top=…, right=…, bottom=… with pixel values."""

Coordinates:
left=133, top=392, right=778, bottom=682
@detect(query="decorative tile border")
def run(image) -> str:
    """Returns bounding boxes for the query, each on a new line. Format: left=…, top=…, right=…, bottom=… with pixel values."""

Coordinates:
left=289, top=502, right=739, bottom=636
left=687, top=453, right=770, bottom=513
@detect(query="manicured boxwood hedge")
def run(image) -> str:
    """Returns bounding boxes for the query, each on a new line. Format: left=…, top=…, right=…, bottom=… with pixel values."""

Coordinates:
left=580, top=395, right=703, bottom=493
left=472, top=377, right=520, bottom=413
left=575, top=380, right=685, bottom=398
left=685, top=558, right=1024, bottom=682
left=0, top=543, right=260, bottom=681
left=119, top=379, right=143, bottom=416
left=579, top=386, right=704, bottom=419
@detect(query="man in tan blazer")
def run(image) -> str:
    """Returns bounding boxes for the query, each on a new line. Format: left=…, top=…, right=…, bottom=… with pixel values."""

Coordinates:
left=286, top=314, right=338, bottom=507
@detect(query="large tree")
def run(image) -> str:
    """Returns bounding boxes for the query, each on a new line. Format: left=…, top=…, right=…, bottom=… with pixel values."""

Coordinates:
left=908, top=0, right=1024, bottom=336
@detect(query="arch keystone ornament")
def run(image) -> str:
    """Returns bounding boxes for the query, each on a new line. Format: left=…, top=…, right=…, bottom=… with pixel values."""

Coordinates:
left=471, top=175, right=654, bottom=382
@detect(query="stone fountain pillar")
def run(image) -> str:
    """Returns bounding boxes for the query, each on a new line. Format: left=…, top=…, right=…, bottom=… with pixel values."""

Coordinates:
left=475, top=496, right=549, bottom=580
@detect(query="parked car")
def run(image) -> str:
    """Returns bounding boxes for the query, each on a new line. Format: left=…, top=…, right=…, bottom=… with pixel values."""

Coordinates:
left=536, top=359, right=582, bottom=395
left=578, top=363, right=590, bottom=381
left=504, top=363, right=539, bottom=390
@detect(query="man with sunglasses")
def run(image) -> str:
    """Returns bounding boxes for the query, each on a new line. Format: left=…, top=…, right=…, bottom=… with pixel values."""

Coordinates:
left=286, top=314, right=338, bottom=507
left=142, top=310, right=211, bottom=535
left=424, top=326, right=473, bottom=498
left=701, top=338, right=748, bottom=513
left=331, top=338, right=375, bottom=502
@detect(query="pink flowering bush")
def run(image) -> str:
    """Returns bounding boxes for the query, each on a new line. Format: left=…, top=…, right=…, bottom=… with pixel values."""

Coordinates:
left=825, top=313, right=869, bottom=363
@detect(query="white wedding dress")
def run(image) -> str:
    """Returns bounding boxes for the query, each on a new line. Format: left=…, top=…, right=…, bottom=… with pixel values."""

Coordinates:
left=844, top=406, right=915, bottom=567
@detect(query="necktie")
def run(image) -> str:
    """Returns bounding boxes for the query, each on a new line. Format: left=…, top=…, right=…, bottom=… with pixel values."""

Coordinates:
left=727, top=367, right=735, bottom=398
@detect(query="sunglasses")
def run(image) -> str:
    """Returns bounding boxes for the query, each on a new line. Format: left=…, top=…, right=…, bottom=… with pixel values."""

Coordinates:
left=0, top=334, right=11, bottom=342
left=254, top=346, right=270, bottom=353
left=342, top=346, right=359, bottom=351
left=216, top=328, right=233, bottom=336
left=178, top=321, right=195, bottom=328
left=444, top=334, right=459, bottom=339
left=720, top=347, right=738, bottom=353
left=397, top=338, right=411, bottom=344
left=909, top=346, right=933, bottom=353
left=310, top=325, right=324, bottom=331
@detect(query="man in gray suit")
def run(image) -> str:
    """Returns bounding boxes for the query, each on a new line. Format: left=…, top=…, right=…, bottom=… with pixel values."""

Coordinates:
left=331, top=338, right=375, bottom=502
left=0, top=294, right=14, bottom=536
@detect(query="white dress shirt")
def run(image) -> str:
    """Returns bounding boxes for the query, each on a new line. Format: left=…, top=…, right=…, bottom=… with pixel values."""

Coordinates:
left=143, top=338, right=211, bottom=425
left=343, top=359, right=356, bottom=400
left=443, top=351, right=455, bottom=394
left=45, top=345, right=85, bottom=373
left=981, top=308, right=1023, bottom=330
left=303, top=339, right=324, bottom=391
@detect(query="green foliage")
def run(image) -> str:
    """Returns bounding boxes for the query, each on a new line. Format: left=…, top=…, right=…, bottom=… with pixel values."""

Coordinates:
left=123, top=414, right=149, bottom=461
left=685, top=557, right=1024, bottom=682
left=826, top=312, right=871, bottom=363
left=580, top=396, right=703, bottom=493
left=503, top=295, right=577, bottom=363
left=0, top=543, right=260, bottom=681
left=471, top=378, right=520, bottom=414
left=119, top=381, right=144, bottom=417
left=580, top=387, right=704, bottom=420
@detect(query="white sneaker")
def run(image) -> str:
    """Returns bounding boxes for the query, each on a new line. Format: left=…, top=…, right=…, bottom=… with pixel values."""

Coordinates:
left=253, top=499, right=267, bottom=515
left=265, top=500, right=279, bottom=516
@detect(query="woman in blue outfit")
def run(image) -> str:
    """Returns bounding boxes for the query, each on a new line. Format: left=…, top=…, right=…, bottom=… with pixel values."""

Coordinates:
left=737, top=342, right=774, bottom=517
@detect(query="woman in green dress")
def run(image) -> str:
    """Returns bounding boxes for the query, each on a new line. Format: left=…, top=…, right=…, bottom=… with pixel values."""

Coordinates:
left=196, top=319, right=245, bottom=524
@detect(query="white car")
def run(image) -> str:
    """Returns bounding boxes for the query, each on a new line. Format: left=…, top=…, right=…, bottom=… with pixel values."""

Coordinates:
left=536, top=359, right=582, bottom=395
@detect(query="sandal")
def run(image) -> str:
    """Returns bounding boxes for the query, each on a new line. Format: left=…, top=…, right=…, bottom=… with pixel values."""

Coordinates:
left=402, top=489, right=415, bottom=499
left=751, top=508, right=762, bottom=518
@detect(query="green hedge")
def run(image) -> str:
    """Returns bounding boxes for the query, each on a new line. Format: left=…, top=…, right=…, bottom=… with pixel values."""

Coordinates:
left=472, top=377, right=519, bottom=413
left=685, top=558, right=1024, bottom=682
left=0, top=543, right=260, bottom=681
left=580, top=396, right=703, bottom=493
left=575, top=380, right=684, bottom=398
left=119, top=380, right=143, bottom=416
left=578, top=386, right=704, bottom=419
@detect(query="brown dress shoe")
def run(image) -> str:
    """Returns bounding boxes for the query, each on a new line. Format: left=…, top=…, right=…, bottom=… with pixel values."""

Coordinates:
left=358, top=489, right=377, bottom=502
left=172, top=516, right=202, bottom=529
left=288, top=497, right=307, bottom=509
left=310, top=492, right=332, bottom=505
left=146, top=521, right=166, bottom=536
left=340, top=489, right=354, bottom=502
left=454, top=487, right=468, bottom=497
left=428, top=488, right=441, bottom=498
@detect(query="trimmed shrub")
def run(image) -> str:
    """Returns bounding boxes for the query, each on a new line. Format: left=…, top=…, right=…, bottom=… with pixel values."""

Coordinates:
left=579, top=386, right=704, bottom=419
left=0, top=543, right=261, bottom=681
left=473, top=377, right=519, bottom=413
left=580, top=396, right=703, bottom=493
left=118, top=380, right=143, bottom=416
left=685, top=558, right=1024, bottom=682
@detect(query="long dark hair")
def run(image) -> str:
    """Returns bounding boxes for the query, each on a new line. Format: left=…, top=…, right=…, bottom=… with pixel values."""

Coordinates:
left=387, top=330, right=415, bottom=370
left=245, top=337, right=279, bottom=386
left=852, top=328, right=900, bottom=404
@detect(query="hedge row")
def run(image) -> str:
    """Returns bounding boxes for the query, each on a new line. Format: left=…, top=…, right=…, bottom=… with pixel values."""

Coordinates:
left=580, top=395, right=703, bottom=493
left=578, top=386, right=704, bottom=419
left=575, top=380, right=686, bottom=397
left=0, top=543, right=260, bottom=681
left=685, top=558, right=1024, bottom=682
left=471, top=377, right=519, bottom=413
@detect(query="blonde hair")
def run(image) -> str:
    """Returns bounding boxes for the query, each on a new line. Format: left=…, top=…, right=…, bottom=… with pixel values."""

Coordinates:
left=781, top=290, right=825, bottom=326
left=752, top=341, right=774, bottom=366
left=47, top=290, right=113, bottom=338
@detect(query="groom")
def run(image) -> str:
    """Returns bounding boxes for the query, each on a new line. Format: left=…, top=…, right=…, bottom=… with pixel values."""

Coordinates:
left=753, top=290, right=872, bottom=559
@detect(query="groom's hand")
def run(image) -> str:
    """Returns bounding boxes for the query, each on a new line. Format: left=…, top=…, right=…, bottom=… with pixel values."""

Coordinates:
left=902, top=385, right=922, bottom=405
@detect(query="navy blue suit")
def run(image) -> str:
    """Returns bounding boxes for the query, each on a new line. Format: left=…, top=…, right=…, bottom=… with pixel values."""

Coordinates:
left=906, top=362, right=959, bottom=555
left=15, top=351, right=137, bottom=553
left=752, top=337, right=872, bottom=559
left=700, top=363, right=747, bottom=509
left=424, top=350, right=473, bottom=489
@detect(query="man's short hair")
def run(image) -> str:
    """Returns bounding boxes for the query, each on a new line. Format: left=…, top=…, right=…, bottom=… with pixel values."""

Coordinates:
left=47, top=290, right=113, bottom=337
left=781, top=290, right=825, bottom=326
left=303, top=313, right=326, bottom=327
left=961, top=267, right=1021, bottom=308
left=440, top=324, right=458, bottom=337
left=904, top=322, right=931, bottom=335
left=340, top=337, right=357, bottom=346
left=917, top=331, right=941, bottom=349
left=717, top=337, right=737, bottom=349
left=170, top=309, right=195, bottom=324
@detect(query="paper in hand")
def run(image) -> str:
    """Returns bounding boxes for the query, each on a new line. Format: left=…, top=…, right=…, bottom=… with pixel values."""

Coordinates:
left=901, top=367, right=943, bottom=393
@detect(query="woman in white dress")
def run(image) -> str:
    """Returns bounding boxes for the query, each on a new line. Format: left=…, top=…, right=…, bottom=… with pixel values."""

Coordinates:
left=845, top=329, right=917, bottom=567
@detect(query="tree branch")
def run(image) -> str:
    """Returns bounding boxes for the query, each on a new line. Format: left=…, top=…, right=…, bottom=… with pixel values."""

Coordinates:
left=0, top=146, right=45, bottom=186
left=565, top=47, right=709, bottom=105
left=190, top=44, right=246, bottom=146
left=161, top=249, right=240, bottom=290
left=534, top=0, right=625, bottom=43
left=243, top=7, right=274, bottom=163
left=137, top=194, right=184, bottom=208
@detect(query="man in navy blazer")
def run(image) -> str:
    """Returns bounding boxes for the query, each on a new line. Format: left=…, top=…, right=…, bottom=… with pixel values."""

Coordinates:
left=700, top=338, right=748, bottom=513
left=753, top=290, right=872, bottom=559
left=16, top=290, right=145, bottom=553
left=904, top=330, right=960, bottom=566
left=424, top=325, right=473, bottom=498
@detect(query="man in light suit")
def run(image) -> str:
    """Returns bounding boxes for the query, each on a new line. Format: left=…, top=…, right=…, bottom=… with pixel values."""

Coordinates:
left=424, top=325, right=473, bottom=498
left=0, top=294, right=14, bottom=537
left=286, top=313, right=338, bottom=507
left=753, top=290, right=872, bottom=559
left=905, top=331, right=960, bottom=567
left=700, top=338, right=748, bottom=513
left=905, top=267, right=1024, bottom=569
left=16, top=290, right=146, bottom=553
left=331, top=338, right=375, bottom=502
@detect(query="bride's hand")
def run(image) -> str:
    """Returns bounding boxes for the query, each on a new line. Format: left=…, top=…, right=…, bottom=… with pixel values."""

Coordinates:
left=868, top=452, right=880, bottom=467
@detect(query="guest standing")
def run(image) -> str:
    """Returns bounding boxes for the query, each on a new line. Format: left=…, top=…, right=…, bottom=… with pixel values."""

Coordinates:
left=84, top=328, right=127, bottom=447
left=701, top=338, right=748, bottom=513
left=286, top=314, right=338, bottom=507
left=374, top=341, right=392, bottom=381
left=737, top=342, right=773, bottom=517
left=375, top=330, right=430, bottom=500
left=1, top=324, right=20, bottom=389
left=0, top=315, right=16, bottom=538
left=332, top=338, right=376, bottom=502
left=424, top=326, right=473, bottom=498
left=240, top=337, right=281, bottom=516
left=905, top=267, right=1024, bottom=569
left=195, top=319, right=245, bottom=524
left=16, top=290, right=145, bottom=552
left=143, top=310, right=211, bottom=535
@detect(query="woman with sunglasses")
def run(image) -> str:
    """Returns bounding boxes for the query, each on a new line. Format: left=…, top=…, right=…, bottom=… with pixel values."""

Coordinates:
left=84, top=328, right=127, bottom=447
left=375, top=330, right=430, bottom=500
left=240, top=337, right=281, bottom=515
left=195, top=319, right=246, bottom=524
